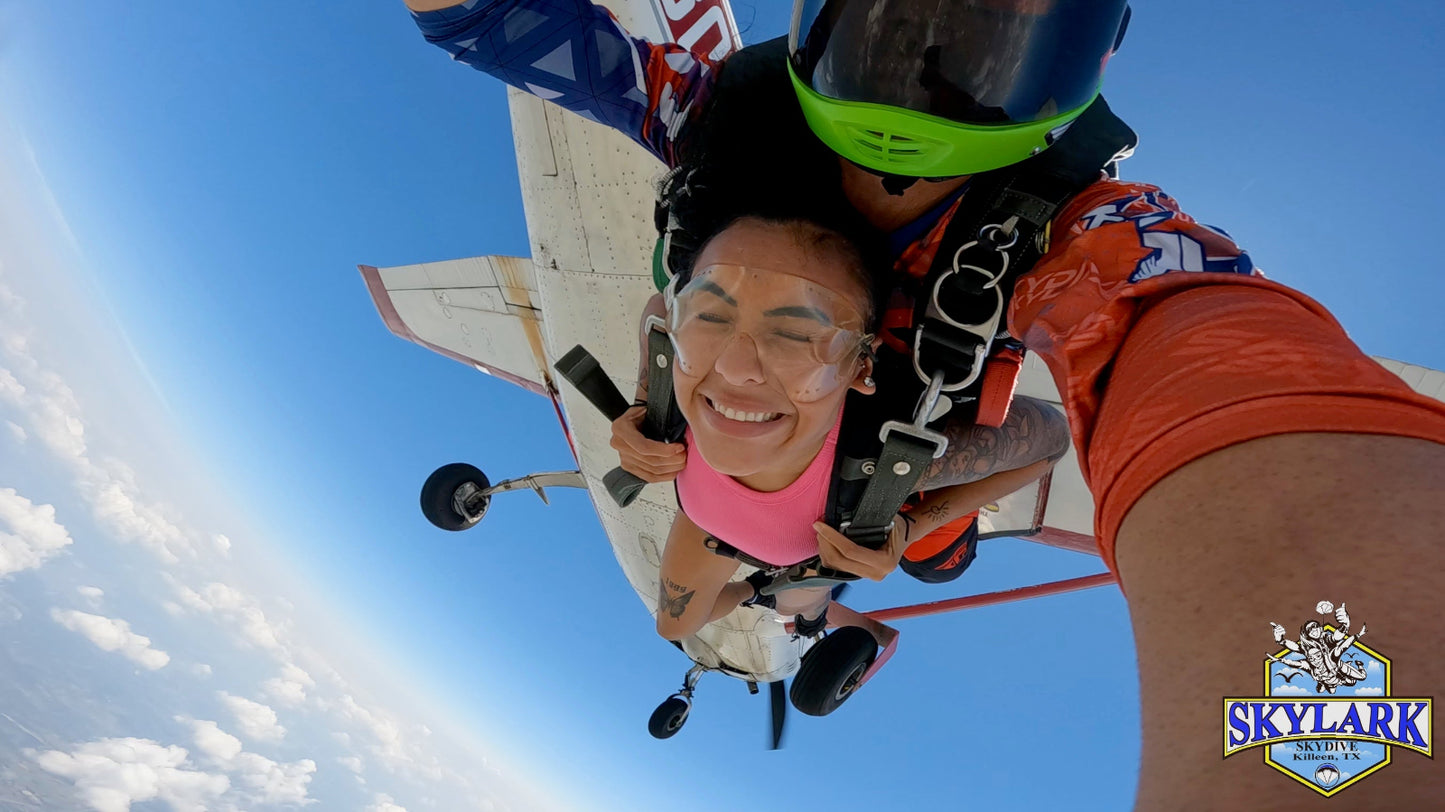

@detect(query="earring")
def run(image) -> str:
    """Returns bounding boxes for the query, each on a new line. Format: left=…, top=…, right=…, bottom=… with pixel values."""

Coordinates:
left=863, top=376, right=875, bottom=388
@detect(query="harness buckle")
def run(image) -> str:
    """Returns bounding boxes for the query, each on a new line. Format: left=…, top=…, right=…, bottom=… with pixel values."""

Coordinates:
left=876, top=370, right=951, bottom=460
left=836, top=520, right=895, bottom=547
left=911, top=227, right=1011, bottom=392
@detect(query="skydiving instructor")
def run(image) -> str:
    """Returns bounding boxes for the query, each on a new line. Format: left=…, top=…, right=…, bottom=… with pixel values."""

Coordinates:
left=399, top=0, right=1445, bottom=806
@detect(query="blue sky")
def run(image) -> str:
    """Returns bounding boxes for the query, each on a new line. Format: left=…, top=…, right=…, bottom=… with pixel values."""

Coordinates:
left=1, top=2, right=1442, bottom=810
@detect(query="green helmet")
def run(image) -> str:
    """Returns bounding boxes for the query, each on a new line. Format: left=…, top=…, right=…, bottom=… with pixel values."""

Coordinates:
left=788, top=0, right=1131, bottom=178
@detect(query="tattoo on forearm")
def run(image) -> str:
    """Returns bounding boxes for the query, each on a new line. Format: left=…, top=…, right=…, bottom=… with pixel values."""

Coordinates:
left=923, top=501, right=951, bottom=521
left=659, top=577, right=696, bottom=620
left=920, top=396, right=1072, bottom=489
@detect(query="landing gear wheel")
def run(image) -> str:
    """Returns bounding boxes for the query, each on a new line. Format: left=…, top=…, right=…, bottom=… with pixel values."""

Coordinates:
left=789, top=626, right=877, bottom=717
left=419, top=463, right=491, bottom=532
left=648, top=695, right=691, bottom=739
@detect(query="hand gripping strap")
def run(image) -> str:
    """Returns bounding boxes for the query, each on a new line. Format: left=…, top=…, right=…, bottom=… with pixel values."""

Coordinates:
left=553, top=339, right=676, bottom=509
left=841, top=432, right=936, bottom=549
left=642, top=324, right=684, bottom=443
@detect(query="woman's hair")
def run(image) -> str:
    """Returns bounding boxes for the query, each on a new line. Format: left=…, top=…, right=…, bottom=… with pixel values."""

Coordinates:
left=657, top=41, right=889, bottom=328
left=660, top=162, right=888, bottom=331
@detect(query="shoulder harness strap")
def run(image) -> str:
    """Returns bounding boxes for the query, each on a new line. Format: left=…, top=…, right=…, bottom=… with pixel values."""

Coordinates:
left=827, top=97, right=1137, bottom=547
left=912, top=95, right=1137, bottom=400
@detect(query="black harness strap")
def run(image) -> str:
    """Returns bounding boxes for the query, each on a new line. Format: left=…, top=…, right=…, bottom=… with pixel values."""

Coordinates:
left=840, top=433, right=936, bottom=547
left=911, top=95, right=1138, bottom=399
left=595, top=323, right=684, bottom=508
left=820, top=96, right=1138, bottom=565
left=642, top=321, right=684, bottom=442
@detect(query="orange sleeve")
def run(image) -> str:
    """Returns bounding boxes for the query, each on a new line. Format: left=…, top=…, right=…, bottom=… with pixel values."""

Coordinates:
left=1008, top=180, right=1445, bottom=575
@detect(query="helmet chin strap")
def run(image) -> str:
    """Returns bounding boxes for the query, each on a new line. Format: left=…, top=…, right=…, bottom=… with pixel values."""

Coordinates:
left=881, top=174, right=920, bottom=196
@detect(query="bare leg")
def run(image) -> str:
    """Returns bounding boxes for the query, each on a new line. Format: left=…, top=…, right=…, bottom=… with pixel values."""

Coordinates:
left=1118, top=433, right=1445, bottom=809
left=773, top=585, right=832, bottom=621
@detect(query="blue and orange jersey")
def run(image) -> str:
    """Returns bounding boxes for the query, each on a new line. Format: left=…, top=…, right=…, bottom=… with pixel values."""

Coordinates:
left=412, top=0, right=717, bottom=167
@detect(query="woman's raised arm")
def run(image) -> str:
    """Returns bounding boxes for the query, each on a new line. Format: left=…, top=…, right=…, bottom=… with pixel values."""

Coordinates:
left=654, top=511, right=748, bottom=641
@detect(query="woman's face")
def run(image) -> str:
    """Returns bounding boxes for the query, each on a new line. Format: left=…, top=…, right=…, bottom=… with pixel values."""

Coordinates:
left=670, top=218, right=875, bottom=489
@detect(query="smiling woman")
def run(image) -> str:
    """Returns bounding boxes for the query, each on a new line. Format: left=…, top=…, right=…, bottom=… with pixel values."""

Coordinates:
left=634, top=207, right=1072, bottom=643
left=671, top=220, right=875, bottom=494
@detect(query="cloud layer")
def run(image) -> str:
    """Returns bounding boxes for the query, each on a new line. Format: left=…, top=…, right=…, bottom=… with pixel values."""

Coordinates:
left=0, top=487, right=73, bottom=577
left=51, top=608, right=171, bottom=670
left=218, top=692, right=286, bottom=743
left=31, top=737, right=230, bottom=812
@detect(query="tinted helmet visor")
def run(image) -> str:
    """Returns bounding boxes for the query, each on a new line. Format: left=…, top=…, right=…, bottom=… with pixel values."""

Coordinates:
left=790, top=0, right=1129, bottom=128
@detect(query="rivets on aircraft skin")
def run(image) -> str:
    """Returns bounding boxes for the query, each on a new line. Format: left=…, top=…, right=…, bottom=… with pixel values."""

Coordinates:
left=656, top=354, right=669, bottom=368
left=893, top=461, right=911, bottom=476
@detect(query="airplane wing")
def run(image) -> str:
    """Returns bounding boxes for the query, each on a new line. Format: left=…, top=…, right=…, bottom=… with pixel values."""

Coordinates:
left=360, top=256, right=551, bottom=397
left=1375, top=357, right=1445, bottom=401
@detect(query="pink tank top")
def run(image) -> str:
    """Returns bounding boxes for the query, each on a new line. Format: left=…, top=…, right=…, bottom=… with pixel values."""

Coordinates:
left=675, top=416, right=843, bottom=567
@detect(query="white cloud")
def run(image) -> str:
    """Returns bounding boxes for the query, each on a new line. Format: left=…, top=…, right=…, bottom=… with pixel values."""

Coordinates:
left=264, top=663, right=316, bottom=706
left=174, top=584, right=211, bottom=613
left=229, top=751, right=316, bottom=806
left=337, top=694, right=405, bottom=762
left=212, top=533, right=231, bottom=556
left=80, top=460, right=190, bottom=564
left=0, top=367, right=24, bottom=401
left=185, top=718, right=243, bottom=762
left=50, top=608, right=170, bottom=670
left=218, top=692, right=285, bottom=742
left=1353, top=686, right=1384, bottom=696
left=4, top=419, right=23, bottom=442
left=178, top=718, right=318, bottom=807
left=0, top=310, right=195, bottom=564
left=77, top=585, right=103, bottom=602
left=169, top=580, right=287, bottom=654
left=0, top=487, right=73, bottom=577
left=166, top=716, right=319, bottom=803
left=337, top=755, right=364, bottom=774
left=5, top=364, right=87, bottom=462
left=161, top=600, right=184, bottom=617
left=1368, top=660, right=1382, bottom=673
left=1270, top=684, right=1311, bottom=695
left=263, top=676, right=307, bottom=706
left=200, top=582, right=246, bottom=611
left=191, top=663, right=213, bottom=678
left=30, top=737, right=230, bottom=812
left=368, top=793, right=409, bottom=812
left=236, top=606, right=283, bottom=651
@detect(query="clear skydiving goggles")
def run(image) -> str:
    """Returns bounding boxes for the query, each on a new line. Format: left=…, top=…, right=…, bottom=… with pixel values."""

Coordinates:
left=666, top=264, right=874, bottom=403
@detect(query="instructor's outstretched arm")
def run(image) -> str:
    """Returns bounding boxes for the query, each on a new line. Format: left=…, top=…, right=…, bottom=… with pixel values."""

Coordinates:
left=1121, top=433, right=1445, bottom=809
left=1007, top=181, right=1445, bottom=807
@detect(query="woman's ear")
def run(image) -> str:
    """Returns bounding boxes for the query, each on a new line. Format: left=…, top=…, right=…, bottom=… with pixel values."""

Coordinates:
left=848, top=336, right=884, bottom=395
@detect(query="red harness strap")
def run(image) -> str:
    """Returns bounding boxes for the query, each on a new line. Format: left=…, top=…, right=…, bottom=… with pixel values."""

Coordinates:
left=878, top=289, right=1021, bottom=428
left=975, top=344, right=1024, bottom=427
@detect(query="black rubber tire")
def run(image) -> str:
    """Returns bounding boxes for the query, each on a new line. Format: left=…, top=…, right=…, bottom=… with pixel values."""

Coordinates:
left=419, top=463, right=490, bottom=532
left=647, top=695, right=690, bottom=739
left=789, top=626, right=877, bottom=717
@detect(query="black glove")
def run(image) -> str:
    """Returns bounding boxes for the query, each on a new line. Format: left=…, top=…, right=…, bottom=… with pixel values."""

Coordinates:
left=739, top=569, right=777, bottom=610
